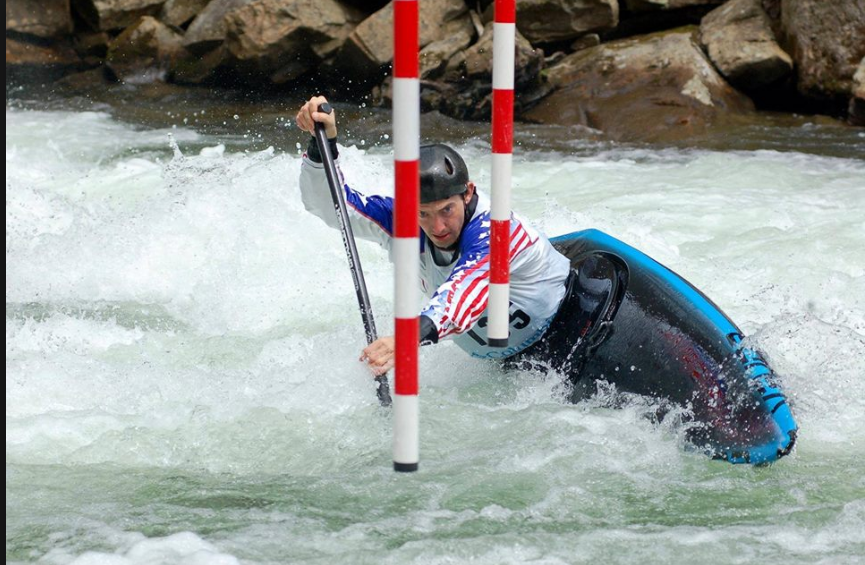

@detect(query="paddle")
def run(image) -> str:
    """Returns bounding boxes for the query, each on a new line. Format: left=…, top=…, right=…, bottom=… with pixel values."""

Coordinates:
left=313, top=103, right=392, bottom=407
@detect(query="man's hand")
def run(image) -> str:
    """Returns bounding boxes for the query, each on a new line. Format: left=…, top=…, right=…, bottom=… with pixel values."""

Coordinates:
left=296, top=95, right=338, bottom=140
left=361, top=336, right=395, bottom=376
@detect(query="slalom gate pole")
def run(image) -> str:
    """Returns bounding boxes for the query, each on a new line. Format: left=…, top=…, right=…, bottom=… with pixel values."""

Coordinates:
left=312, top=105, right=392, bottom=408
left=488, top=0, right=516, bottom=349
left=392, top=0, right=420, bottom=473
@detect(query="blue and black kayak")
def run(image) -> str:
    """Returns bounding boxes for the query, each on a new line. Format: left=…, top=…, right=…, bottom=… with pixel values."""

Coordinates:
left=519, top=229, right=797, bottom=465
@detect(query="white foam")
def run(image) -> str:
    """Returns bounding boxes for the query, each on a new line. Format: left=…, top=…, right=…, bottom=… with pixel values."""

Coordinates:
left=6, top=108, right=865, bottom=563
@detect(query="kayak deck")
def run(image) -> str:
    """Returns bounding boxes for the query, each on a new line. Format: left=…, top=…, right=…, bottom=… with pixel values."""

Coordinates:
left=546, top=229, right=797, bottom=464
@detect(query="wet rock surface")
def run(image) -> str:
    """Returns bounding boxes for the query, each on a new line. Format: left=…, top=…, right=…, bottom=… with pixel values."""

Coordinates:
left=6, top=0, right=864, bottom=141
left=526, top=28, right=755, bottom=142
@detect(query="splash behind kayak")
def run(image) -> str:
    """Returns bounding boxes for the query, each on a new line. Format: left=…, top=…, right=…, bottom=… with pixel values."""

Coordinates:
left=535, top=229, right=798, bottom=464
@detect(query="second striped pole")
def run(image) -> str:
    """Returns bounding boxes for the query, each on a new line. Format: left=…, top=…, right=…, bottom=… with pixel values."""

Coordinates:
left=488, top=0, right=516, bottom=348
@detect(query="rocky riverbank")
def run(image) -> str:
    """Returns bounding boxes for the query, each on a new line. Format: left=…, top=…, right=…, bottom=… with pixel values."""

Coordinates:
left=7, top=0, right=865, bottom=142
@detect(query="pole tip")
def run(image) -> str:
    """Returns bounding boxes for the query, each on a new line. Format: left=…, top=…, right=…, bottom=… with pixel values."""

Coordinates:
left=394, top=462, right=419, bottom=473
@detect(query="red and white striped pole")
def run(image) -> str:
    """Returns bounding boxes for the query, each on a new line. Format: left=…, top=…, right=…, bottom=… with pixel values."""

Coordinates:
left=392, top=0, right=420, bottom=473
left=488, top=0, right=515, bottom=349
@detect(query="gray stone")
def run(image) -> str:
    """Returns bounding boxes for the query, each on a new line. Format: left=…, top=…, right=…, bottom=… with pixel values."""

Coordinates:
left=107, top=15, right=185, bottom=82
left=443, top=21, right=543, bottom=87
left=224, top=0, right=362, bottom=83
left=75, top=31, right=111, bottom=57
left=74, top=30, right=110, bottom=65
left=850, top=57, right=865, bottom=126
left=779, top=0, right=865, bottom=102
left=571, top=33, right=600, bottom=51
left=6, top=0, right=72, bottom=37
left=527, top=28, right=754, bottom=142
left=6, top=35, right=79, bottom=66
left=56, top=67, right=113, bottom=90
left=160, top=0, right=210, bottom=27
left=6, top=36, right=81, bottom=83
left=375, top=20, right=546, bottom=121
left=420, top=28, right=475, bottom=80
left=171, top=44, right=231, bottom=83
left=625, top=0, right=723, bottom=12
left=700, top=0, right=792, bottom=89
left=337, top=0, right=473, bottom=78
left=426, top=22, right=544, bottom=119
left=73, top=0, right=165, bottom=31
left=184, top=0, right=252, bottom=54
left=516, top=0, right=618, bottom=44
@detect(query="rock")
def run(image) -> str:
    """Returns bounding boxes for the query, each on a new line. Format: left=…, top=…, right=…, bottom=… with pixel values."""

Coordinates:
left=160, top=0, right=210, bottom=27
left=184, top=0, right=252, bottom=54
left=545, top=51, right=568, bottom=66
left=73, top=30, right=111, bottom=65
left=337, top=0, right=473, bottom=79
left=224, top=0, right=363, bottom=83
left=56, top=66, right=113, bottom=90
left=6, top=36, right=80, bottom=83
left=6, top=35, right=79, bottom=66
left=374, top=20, right=546, bottom=121
left=850, top=57, right=865, bottom=126
left=526, top=28, right=754, bottom=142
left=700, top=0, right=792, bottom=90
left=422, top=22, right=545, bottom=119
left=516, top=0, right=618, bottom=44
left=341, top=0, right=388, bottom=10
left=779, top=0, right=865, bottom=102
left=571, top=33, right=600, bottom=51
left=420, top=28, right=475, bottom=80
left=75, top=31, right=111, bottom=58
left=6, top=0, right=72, bottom=37
left=625, top=0, right=722, bottom=11
left=106, top=15, right=185, bottom=83
left=73, top=0, right=166, bottom=31
left=171, top=44, right=232, bottom=83
left=443, top=22, right=543, bottom=87
left=615, top=0, right=722, bottom=40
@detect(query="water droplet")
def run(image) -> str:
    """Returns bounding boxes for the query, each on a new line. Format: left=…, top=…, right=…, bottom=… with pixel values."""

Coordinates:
left=233, top=114, right=240, bottom=120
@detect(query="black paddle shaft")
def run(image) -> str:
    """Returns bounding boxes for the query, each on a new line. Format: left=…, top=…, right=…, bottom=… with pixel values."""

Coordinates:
left=313, top=103, right=392, bottom=407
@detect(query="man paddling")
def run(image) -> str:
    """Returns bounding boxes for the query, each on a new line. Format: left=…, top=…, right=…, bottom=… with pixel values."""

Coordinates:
left=296, top=95, right=572, bottom=375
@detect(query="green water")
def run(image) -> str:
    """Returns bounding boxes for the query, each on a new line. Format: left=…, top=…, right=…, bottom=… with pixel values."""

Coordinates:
left=6, top=88, right=865, bottom=564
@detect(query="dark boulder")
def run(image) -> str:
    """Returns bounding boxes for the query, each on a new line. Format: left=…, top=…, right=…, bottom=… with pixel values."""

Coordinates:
left=73, top=0, right=165, bottom=31
left=515, top=0, right=618, bottom=44
left=6, top=0, right=73, bottom=37
left=700, top=0, right=792, bottom=90
left=525, top=28, right=755, bottom=142
left=106, top=15, right=185, bottom=82
left=779, top=0, right=865, bottom=104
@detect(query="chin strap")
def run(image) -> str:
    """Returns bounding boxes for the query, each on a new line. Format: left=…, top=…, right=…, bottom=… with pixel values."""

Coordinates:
left=465, top=190, right=478, bottom=222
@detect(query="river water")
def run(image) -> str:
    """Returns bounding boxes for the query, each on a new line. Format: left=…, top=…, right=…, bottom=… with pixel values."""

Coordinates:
left=6, top=88, right=865, bottom=564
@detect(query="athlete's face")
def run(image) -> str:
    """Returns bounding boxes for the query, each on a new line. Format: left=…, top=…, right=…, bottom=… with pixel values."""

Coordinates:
left=419, top=183, right=475, bottom=249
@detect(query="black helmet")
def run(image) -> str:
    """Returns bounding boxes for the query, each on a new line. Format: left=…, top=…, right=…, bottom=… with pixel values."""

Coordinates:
left=419, top=144, right=469, bottom=204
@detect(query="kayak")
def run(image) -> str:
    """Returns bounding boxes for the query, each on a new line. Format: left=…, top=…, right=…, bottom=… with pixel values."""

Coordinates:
left=523, top=229, right=798, bottom=464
